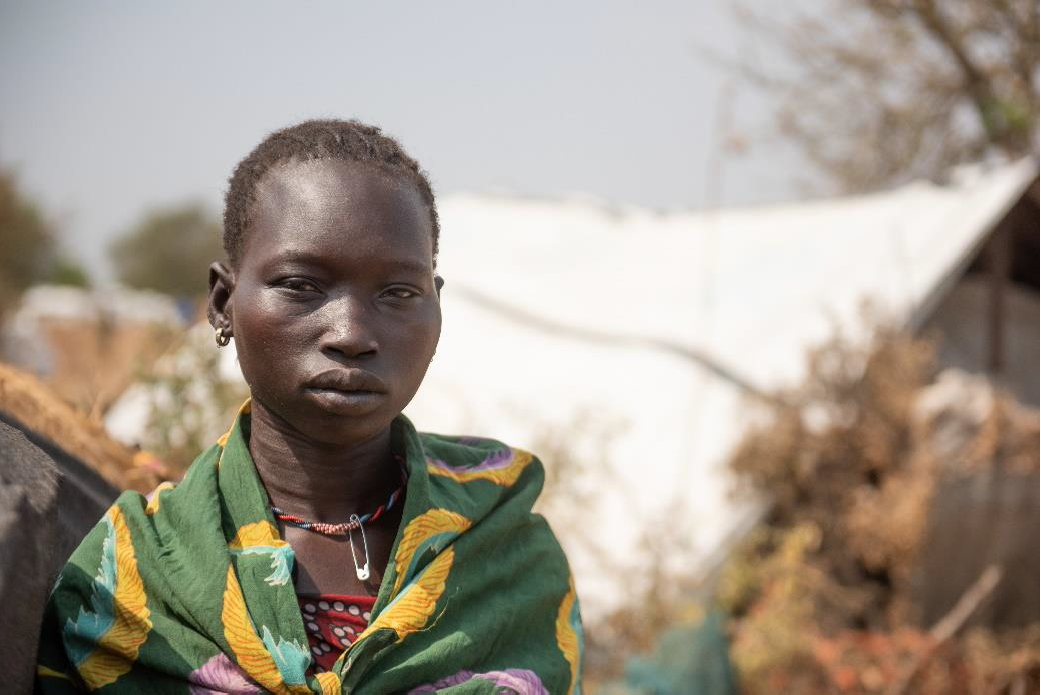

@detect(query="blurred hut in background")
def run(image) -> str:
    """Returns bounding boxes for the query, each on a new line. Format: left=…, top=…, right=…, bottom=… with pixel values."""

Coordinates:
left=2, top=285, right=184, bottom=414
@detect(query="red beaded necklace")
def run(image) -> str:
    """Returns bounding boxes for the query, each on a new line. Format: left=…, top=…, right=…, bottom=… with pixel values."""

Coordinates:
left=269, top=459, right=408, bottom=581
left=269, top=459, right=408, bottom=536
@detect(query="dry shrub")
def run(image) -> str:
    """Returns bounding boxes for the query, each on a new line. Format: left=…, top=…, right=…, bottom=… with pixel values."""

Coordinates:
left=961, top=624, right=1041, bottom=695
left=728, top=324, right=937, bottom=627
left=720, top=321, right=1040, bottom=694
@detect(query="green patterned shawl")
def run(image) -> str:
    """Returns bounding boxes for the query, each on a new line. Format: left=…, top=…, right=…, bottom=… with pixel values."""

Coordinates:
left=36, top=403, right=583, bottom=693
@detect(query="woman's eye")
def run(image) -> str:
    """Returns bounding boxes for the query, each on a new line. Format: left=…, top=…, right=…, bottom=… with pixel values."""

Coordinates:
left=278, top=278, right=320, bottom=293
left=383, top=287, right=419, bottom=300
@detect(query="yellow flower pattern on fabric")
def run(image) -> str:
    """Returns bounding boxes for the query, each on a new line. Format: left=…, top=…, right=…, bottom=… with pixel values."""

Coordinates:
left=78, top=506, right=153, bottom=689
left=216, top=399, right=251, bottom=457
left=228, top=520, right=283, bottom=550
left=220, top=565, right=305, bottom=695
left=359, top=547, right=455, bottom=643
left=426, top=448, right=533, bottom=486
left=555, top=577, right=582, bottom=695
left=392, top=509, right=471, bottom=595
left=36, top=665, right=71, bottom=681
left=315, top=671, right=341, bottom=694
left=228, top=520, right=294, bottom=586
left=144, top=482, right=175, bottom=515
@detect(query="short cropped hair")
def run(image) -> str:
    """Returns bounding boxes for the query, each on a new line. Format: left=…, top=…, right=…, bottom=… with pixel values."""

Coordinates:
left=223, top=119, right=439, bottom=267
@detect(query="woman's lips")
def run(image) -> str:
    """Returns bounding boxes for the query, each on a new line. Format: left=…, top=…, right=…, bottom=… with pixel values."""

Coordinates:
left=306, top=368, right=387, bottom=393
left=303, top=387, right=385, bottom=414
left=303, top=368, right=388, bottom=415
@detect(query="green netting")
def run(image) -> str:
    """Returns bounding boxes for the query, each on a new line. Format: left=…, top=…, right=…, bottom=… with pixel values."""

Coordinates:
left=622, top=609, right=737, bottom=695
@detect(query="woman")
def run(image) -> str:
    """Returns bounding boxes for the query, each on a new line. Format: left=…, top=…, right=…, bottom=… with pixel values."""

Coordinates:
left=37, top=120, right=583, bottom=693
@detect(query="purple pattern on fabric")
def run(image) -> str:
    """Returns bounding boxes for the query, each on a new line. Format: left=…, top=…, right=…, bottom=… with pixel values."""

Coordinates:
left=429, top=448, right=514, bottom=472
left=187, top=653, right=263, bottom=694
left=455, top=435, right=491, bottom=446
left=409, top=668, right=549, bottom=694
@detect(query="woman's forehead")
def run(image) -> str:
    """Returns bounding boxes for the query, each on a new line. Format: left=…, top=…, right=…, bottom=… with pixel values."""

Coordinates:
left=243, top=158, right=434, bottom=268
left=255, top=158, right=415, bottom=216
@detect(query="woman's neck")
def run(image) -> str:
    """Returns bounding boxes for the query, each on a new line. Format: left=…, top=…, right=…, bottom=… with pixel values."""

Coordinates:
left=247, top=398, right=399, bottom=522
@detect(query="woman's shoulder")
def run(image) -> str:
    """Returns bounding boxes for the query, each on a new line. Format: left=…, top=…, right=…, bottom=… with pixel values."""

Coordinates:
left=415, top=429, right=545, bottom=487
left=417, top=430, right=524, bottom=457
left=57, top=441, right=226, bottom=573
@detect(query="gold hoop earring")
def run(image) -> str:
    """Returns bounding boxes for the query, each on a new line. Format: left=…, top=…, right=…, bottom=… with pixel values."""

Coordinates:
left=215, top=326, right=231, bottom=347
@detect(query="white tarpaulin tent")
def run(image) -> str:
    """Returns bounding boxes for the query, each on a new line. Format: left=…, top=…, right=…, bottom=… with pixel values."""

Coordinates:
left=404, top=158, right=1036, bottom=613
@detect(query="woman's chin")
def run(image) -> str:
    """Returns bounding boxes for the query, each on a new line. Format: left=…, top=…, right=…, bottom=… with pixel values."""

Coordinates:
left=294, top=405, right=397, bottom=448
left=251, top=393, right=398, bottom=449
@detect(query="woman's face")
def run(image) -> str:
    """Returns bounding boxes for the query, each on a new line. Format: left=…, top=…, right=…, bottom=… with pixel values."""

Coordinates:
left=215, top=158, right=442, bottom=447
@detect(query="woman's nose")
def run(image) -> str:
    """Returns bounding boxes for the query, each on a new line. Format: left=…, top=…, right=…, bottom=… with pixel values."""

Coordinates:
left=318, top=296, right=379, bottom=358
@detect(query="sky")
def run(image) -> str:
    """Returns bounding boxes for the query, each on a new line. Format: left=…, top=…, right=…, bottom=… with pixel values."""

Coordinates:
left=0, top=1, right=805, bottom=280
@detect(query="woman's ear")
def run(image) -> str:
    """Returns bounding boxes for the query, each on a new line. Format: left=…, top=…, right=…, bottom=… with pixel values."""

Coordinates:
left=434, top=274, right=445, bottom=297
left=207, top=262, right=236, bottom=333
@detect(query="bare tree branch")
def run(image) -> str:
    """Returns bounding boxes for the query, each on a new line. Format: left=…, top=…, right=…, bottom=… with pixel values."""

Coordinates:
left=727, top=0, right=1038, bottom=192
